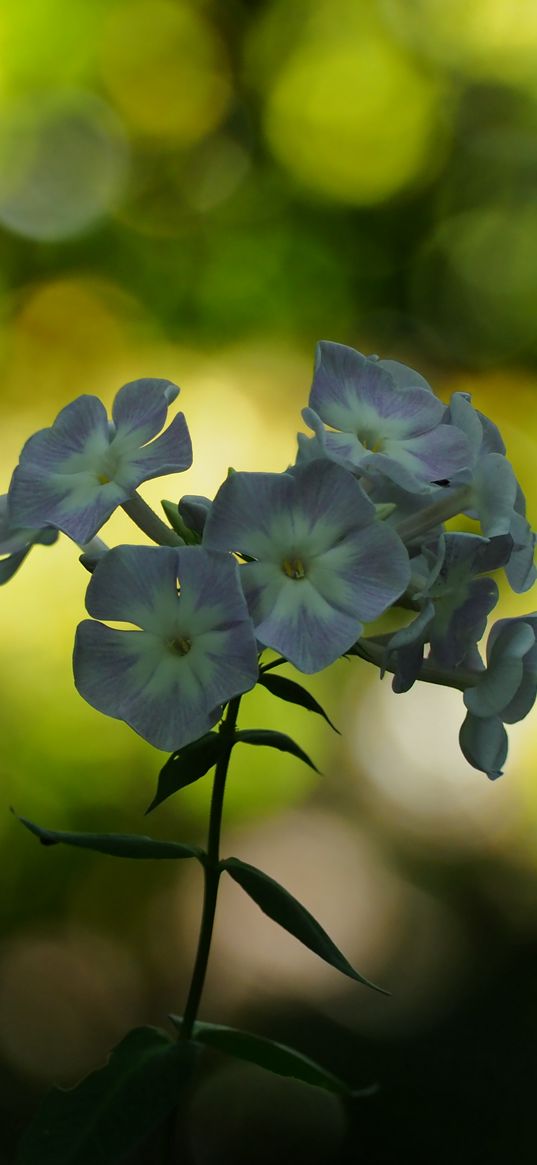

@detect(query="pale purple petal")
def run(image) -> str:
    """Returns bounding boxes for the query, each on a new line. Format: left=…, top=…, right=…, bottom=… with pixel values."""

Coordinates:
left=112, top=378, right=180, bottom=444
left=384, top=425, right=471, bottom=484
left=310, top=341, right=443, bottom=438
left=376, top=357, right=432, bottom=393
left=239, top=560, right=364, bottom=673
left=9, top=467, right=128, bottom=543
left=471, top=454, right=518, bottom=537
left=117, top=412, right=192, bottom=486
left=459, top=711, right=507, bottom=779
left=85, top=545, right=181, bottom=631
left=464, top=620, right=535, bottom=718
left=205, top=462, right=375, bottom=564
left=74, top=621, right=219, bottom=751
left=75, top=547, right=258, bottom=750
left=310, top=522, right=410, bottom=623
left=204, top=471, right=295, bottom=560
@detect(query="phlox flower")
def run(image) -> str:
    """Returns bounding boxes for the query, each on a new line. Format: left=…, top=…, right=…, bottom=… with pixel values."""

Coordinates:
left=386, top=533, right=510, bottom=692
left=203, top=459, right=410, bottom=673
left=302, top=341, right=470, bottom=492
left=8, top=378, right=192, bottom=544
left=74, top=545, right=259, bottom=750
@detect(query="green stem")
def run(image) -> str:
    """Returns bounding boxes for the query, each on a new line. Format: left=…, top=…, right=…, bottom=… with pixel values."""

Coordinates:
left=394, top=484, right=473, bottom=545
left=180, top=696, right=241, bottom=1041
left=259, top=654, right=287, bottom=673
left=353, top=637, right=480, bottom=692
left=122, top=492, right=184, bottom=547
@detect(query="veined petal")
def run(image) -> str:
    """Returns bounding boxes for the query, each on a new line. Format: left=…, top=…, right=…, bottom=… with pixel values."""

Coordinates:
left=73, top=621, right=219, bottom=751
left=385, top=425, right=471, bottom=483
left=75, top=546, right=259, bottom=748
left=376, top=357, right=432, bottom=392
left=115, top=413, right=193, bottom=488
left=310, top=341, right=444, bottom=438
left=240, top=560, right=363, bottom=672
left=204, top=471, right=295, bottom=560
left=85, top=545, right=181, bottom=631
left=9, top=466, right=127, bottom=543
left=310, top=523, right=410, bottom=623
left=112, top=378, right=180, bottom=444
left=471, top=454, right=518, bottom=537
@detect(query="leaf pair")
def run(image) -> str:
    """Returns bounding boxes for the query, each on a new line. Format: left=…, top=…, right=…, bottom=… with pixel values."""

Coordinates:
left=15, top=814, right=386, bottom=995
left=147, top=726, right=320, bottom=814
left=17, top=1018, right=375, bottom=1164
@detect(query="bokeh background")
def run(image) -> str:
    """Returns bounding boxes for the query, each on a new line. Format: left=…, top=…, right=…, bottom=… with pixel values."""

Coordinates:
left=1, top=2, right=537, bottom=1161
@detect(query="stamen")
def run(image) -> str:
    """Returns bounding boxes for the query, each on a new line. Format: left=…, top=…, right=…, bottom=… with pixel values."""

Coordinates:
left=97, top=473, right=111, bottom=485
left=282, top=557, right=306, bottom=580
left=169, top=636, right=192, bottom=656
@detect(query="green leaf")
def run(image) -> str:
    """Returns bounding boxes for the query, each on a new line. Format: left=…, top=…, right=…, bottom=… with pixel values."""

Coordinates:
left=14, top=813, right=203, bottom=862
left=161, top=500, right=200, bottom=544
left=222, top=857, right=387, bottom=995
left=171, top=1018, right=370, bottom=1098
left=146, top=731, right=223, bottom=814
left=17, top=1026, right=199, bottom=1165
left=233, top=729, right=320, bottom=773
left=258, top=673, right=339, bottom=733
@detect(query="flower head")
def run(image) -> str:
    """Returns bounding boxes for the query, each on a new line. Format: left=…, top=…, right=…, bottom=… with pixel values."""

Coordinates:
left=74, top=545, right=259, bottom=750
left=303, top=341, right=470, bottom=492
left=203, top=459, right=410, bottom=673
left=8, top=378, right=192, bottom=544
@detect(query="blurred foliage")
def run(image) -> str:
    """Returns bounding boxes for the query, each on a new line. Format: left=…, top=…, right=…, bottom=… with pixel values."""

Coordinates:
left=1, top=2, right=537, bottom=1161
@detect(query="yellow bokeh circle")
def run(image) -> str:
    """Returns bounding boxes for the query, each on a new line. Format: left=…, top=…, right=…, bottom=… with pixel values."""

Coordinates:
left=99, top=0, right=231, bottom=143
left=264, top=34, right=445, bottom=205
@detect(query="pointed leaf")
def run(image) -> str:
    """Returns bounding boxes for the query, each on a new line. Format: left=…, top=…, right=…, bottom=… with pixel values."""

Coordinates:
left=146, top=731, right=223, bottom=814
left=258, top=673, right=339, bottom=733
left=169, top=1018, right=374, bottom=1098
left=233, top=729, right=320, bottom=773
left=161, top=500, right=199, bottom=544
left=222, top=857, right=386, bottom=994
left=14, top=813, right=203, bottom=862
left=17, top=1026, right=199, bottom=1165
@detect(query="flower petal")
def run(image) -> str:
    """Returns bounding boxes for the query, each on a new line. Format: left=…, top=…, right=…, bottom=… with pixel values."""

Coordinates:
left=310, top=341, right=444, bottom=438
left=240, top=560, right=363, bottom=672
left=85, top=545, right=181, bottom=631
left=112, top=378, right=180, bottom=444
left=459, top=711, right=507, bottom=779
left=464, top=620, right=535, bottom=718
left=73, top=620, right=219, bottom=751
left=116, top=413, right=192, bottom=487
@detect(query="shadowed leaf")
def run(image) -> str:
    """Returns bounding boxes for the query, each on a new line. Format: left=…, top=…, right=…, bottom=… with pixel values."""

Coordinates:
left=14, top=813, right=203, bottom=861
left=169, top=1018, right=374, bottom=1098
left=222, top=857, right=387, bottom=994
left=17, top=1027, right=199, bottom=1165
left=258, top=672, right=339, bottom=732
left=234, top=729, right=320, bottom=773
left=146, top=731, right=223, bottom=813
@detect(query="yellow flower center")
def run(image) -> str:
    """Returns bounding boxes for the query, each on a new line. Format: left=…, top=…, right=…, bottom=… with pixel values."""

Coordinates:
left=282, top=557, right=306, bottom=580
left=358, top=431, right=384, bottom=452
left=169, top=636, right=192, bottom=656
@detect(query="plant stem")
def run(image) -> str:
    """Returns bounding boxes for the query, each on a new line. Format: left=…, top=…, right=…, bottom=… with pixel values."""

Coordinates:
left=122, top=492, right=184, bottom=547
left=180, top=696, right=241, bottom=1041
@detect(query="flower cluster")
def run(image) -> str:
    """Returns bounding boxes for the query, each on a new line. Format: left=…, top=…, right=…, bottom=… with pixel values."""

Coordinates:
left=3, top=343, right=536, bottom=776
